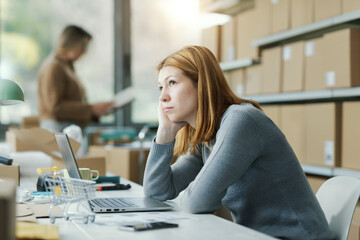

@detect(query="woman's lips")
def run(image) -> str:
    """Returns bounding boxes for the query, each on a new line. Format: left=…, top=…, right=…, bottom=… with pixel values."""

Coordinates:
left=164, top=107, right=173, bottom=113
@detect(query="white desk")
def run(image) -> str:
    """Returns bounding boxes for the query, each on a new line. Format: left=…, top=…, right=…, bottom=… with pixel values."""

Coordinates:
left=21, top=177, right=278, bottom=240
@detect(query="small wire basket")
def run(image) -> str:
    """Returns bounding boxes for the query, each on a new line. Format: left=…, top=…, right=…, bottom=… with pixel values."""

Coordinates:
left=44, top=176, right=97, bottom=224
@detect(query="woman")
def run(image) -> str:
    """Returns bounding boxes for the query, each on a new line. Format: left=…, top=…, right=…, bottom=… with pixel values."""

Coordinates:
left=37, top=25, right=113, bottom=132
left=143, top=46, right=335, bottom=239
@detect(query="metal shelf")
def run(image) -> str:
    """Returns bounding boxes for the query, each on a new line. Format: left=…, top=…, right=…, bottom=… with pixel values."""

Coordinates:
left=252, top=9, right=360, bottom=47
left=219, top=58, right=254, bottom=71
left=245, top=87, right=360, bottom=104
left=302, top=164, right=360, bottom=179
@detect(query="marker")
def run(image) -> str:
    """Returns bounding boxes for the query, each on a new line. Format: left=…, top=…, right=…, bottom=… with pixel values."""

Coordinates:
left=96, top=184, right=131, bottom=191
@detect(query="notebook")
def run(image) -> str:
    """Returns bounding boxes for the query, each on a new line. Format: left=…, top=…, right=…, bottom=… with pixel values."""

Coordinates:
left=54, top=132, right=173, bottom=213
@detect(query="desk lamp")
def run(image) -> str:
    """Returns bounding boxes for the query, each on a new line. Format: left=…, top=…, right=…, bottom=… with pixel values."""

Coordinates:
left=0, top=79, right=24, bottom=105
left=0, top=79, right=24, bottom=165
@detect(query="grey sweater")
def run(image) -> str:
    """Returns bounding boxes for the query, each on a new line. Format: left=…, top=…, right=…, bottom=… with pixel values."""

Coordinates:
left=144, top=104, right=335, bottom=240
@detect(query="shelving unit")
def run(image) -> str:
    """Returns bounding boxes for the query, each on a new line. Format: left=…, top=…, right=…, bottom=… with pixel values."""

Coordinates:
left=219, top=9, right=360, bottom=73
left=245, top=87, right=360, bottom=104
left=252, top=9, right=360, bottom=47
left=302, top=164, right=360, bottom=179
left=219, top=58, right=255, bottom=71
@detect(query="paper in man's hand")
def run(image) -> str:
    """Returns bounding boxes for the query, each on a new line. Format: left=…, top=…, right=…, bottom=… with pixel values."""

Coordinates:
left=113, top=87, right=135, bottom=109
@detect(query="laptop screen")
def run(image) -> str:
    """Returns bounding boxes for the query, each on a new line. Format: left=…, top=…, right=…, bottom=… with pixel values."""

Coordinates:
left=54, top=132, right=82, bottom=179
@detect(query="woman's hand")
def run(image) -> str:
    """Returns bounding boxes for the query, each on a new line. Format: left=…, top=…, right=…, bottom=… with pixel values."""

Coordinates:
left=156, top=102, right=186, bottom=144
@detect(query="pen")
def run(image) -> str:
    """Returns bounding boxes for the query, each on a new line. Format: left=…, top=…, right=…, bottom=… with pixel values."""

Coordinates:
left=96, top=184, right=131, bottom=191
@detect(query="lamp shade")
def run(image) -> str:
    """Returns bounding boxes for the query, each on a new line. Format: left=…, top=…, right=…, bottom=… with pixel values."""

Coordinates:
left=0, top=79, right=24, bottom=105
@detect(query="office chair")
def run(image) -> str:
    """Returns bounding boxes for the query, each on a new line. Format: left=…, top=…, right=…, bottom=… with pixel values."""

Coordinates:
left=316, top=176, right=360, bottom=240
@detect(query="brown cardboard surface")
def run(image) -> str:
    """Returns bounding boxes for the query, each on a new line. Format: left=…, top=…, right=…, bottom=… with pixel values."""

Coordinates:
left=201, top=25, right=221, bottom=61
left=353, top=202, right=360, bottom=222
left=348, top=220, right=360, bottom=240
left=304, top=37, right=325, bottom=91
left=280, top=105, right=306, bottom=163
left=343, top=0, right=360, bottom=14
left=282, top=41, right=305, bottom=92
left=306, top=175, right=327, bottom=194
left=244, top=65, right=262, bottom=95
left=261, top=105, right=281, bottom=128
left=254, top=0, right=271, bottom=38
left=291, top=0, right=314, bottom=28
left=305, top=103, right=341, bottom=167
left=0, top=163, right=20, bottom=186
left=220, top=18, right=237, bottom=62
left=89, top=145, right=149, bottom=184
left=235, top=9, right=259, bottom=60
left=262, top=46, right=282, bottom=94
left=342, top=101, right=360, bottom=170
left=314, top=0, right=341, bottom=21
left=21, top=116, right=40, bottom=129
left=271, top=0, right=290, bottom=33
left=322, top=29, right=360, bottom=89
left=227, top=68, right=245, bottom=97
left=6, top=127, right=80, bottom=159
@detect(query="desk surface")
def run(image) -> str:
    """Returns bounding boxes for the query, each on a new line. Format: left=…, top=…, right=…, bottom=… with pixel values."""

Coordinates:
left=21, top=177, right=277, bottom=240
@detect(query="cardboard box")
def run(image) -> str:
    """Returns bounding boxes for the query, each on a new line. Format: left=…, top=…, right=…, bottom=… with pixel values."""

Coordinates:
left=282, top=41, right=305, bottom=92
left=343, top=0, right=360, bottom=14
left=291, top=0, right=314, bottom=28
left=227, top=68, right=245, bottom=97
left=201, top=25, right=221, bottom=61
left=21, top=116, right=40, bottom=129
left=254, top=0, right=271, bottom=38
left=280, top=104, right=306, bottom=163
left=321, top=28, right=360, bottom=89
left=342, top=101, right=360, bottom=170
left=220, top=18, right=237, bottom=62
left=4, top=128, right=106, bottom=177
left=306, top=175, right=327, bottom=194
left=235, top=9, right=259, bottom=60
left=271, top=0, right=291, bottom=34
left=6, top=127, right=80, bottom=155
left=244, top=65, right=263, bottom=95
left=304, top=37, right=325, bottom=91
left=348, top=220, right=360, bottom=240
left=89, top=145, right=150, bottom=184
left=314, top=0, right=341, bottom=22
left=261, top=105, right=281, bottom=128
left=353, top=202, right=360, bottom=222
left=305, top=103, right=342, bottom=167
left=0, top=163, right=20, bottom=186
left=262, top=46, right=282, bottom=94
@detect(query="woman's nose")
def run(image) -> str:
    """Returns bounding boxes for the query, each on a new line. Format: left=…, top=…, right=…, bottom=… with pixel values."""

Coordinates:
left=159, top=91, right=170, bottom=102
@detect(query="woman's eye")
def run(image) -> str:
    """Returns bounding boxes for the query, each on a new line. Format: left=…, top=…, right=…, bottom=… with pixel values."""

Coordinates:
left=169, top=80, right=176, bottom=86
left=158, top=86, right=163, bottom=91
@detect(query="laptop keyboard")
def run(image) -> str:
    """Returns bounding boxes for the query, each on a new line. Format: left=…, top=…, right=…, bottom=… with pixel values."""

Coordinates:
left=90, top=198, right=138, bottom=208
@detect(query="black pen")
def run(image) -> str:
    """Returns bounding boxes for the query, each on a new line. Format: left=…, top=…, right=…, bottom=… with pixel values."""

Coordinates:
left=96, top=184, right=131, bottom=191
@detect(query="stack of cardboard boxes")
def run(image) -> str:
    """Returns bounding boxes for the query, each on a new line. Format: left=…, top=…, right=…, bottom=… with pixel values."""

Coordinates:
left=3, top=127, right=106, bottom=182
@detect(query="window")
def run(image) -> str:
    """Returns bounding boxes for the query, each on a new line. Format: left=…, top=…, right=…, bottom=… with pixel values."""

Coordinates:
left=0, top=0, right=114, bottom=125
left=130, top=0, right=202, bottom=124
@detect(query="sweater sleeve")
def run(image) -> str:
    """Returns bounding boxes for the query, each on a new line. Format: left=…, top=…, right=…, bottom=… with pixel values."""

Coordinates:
left=143, top=139, right=204, bottom=200
left=179, top=109, right=264, bottom=214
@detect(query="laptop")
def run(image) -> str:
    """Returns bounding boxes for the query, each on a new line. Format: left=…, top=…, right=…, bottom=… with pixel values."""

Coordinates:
left=54, top=132, right=173, bottom=213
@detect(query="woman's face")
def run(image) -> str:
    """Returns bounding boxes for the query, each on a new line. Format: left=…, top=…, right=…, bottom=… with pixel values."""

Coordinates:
left=158, top=66, right=198, bottom=128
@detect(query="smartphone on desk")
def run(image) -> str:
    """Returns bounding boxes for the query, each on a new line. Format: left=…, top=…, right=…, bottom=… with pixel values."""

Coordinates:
left=118, top=221, right=178, bottom=231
